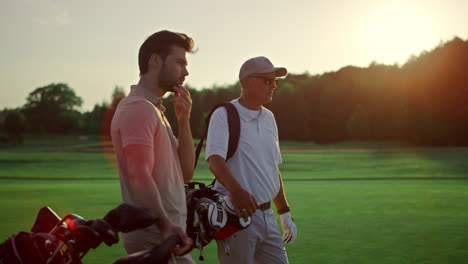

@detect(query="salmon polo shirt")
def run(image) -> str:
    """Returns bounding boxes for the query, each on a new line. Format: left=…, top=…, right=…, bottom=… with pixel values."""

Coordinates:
left=111, top=85, right=187, bottom=239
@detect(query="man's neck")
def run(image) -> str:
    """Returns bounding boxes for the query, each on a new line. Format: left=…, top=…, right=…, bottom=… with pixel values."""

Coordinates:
left=137, top=75, right=166, bottom=98
left=238, top=96, right=261, bottom=111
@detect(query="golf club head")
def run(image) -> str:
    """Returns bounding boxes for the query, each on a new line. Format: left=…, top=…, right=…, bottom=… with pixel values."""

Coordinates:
left=49, top=214, right=86, bottom=243
left=193, top=210, right=201, bottom=227
left=31, top=233, right=61, bottom=261
left=86, top=219, right=119, bottom=246
left=221, top=196, right=236, bottom=214
left=222, top=196, right=252, bottom=227
left=207, top=202, right=227, bottom=229
left=238, top=216, right=251, bottom=228
left=63, top=214, right=86, bottom=230
left=72, top=225, right=102, bottom=252
left=214, top=196, right=252, bottom=240
left=31, top=206, right=61, bottom=233
left=103, top=203, right=157, bottom=233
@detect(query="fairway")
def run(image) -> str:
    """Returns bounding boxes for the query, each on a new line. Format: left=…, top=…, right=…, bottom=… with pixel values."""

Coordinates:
left=1, top=137, right=468, bottom=263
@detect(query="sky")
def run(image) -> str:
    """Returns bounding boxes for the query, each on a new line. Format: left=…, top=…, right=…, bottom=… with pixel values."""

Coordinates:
left=1, top=0, right=467, bottom=111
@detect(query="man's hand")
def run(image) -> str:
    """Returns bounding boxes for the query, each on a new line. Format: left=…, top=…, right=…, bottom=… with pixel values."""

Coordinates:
left=170, top=85, right=192, bottom=124
left=207, top=155, right=258, bottom=217
left=230, top=187, right=259, bottom=218
left=157, top=218, right=193, bottom=256
left=280, top=212, right=297, bottom=244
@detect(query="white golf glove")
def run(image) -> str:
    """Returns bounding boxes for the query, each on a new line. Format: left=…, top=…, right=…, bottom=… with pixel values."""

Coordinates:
left=280, top=212, right=297, bottom=244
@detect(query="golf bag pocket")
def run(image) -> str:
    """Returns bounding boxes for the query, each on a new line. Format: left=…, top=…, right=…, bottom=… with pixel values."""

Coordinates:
left=185, top=182, right=251, bottom=260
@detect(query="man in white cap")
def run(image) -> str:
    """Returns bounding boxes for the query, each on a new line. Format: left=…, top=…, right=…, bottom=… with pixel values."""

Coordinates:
left=205, top=56, right=297, bottom=263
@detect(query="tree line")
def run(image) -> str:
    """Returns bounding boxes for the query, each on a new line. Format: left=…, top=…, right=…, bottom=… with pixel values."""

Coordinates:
left=1, top=37, right=467, bottom=146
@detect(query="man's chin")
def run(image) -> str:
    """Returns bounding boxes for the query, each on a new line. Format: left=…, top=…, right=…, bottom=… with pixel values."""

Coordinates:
left=166, top=85, right=176, bottom=93
left=159, top=82, right=177, bottom=93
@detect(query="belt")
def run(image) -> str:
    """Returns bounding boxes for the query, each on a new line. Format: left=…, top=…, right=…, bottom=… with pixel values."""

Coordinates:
left=258, top=201, right=271, bottom=211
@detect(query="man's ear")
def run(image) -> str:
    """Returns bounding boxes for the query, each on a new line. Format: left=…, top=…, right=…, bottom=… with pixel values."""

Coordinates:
left=149, top=53, right=162, bottom=70
left=241, top=78, right=251, bottom=90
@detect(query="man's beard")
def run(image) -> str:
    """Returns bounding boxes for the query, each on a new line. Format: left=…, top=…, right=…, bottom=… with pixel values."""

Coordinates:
left=158, top=63, right=178, bottom=93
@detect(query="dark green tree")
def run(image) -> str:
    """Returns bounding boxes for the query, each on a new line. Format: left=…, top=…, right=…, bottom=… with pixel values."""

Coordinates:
left=3, top=110, right=27, bottom=144
left=347, top=104, right=371, bottom=140
left=23, top=83, right=83, bottom=133
left=82, top=102, right=108, bottom=134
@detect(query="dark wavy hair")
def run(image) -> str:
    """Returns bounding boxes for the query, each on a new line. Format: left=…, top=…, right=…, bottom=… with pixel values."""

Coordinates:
left=138, top=30, right=195, bottom=76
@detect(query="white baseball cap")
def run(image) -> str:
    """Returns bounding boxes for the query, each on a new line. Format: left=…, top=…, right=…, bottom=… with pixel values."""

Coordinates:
left=239, top=56, right=287, bottom=81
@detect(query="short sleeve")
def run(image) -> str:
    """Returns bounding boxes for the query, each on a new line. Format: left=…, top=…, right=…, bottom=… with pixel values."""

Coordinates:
left=120, top=100, right=159, bottom=149
left=271, top=112, right=282, bottom=165
left=205, top=107, right=229, bottom=160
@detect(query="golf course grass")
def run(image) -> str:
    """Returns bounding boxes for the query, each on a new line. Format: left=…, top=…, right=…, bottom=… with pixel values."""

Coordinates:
left=1, top=136, right=467, bottom=263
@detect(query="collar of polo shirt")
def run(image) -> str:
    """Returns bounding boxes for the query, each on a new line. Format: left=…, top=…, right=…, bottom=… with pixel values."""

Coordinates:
left=233, top=99, right=267, bottom=123
left=130, top=85, right=165, bottom=111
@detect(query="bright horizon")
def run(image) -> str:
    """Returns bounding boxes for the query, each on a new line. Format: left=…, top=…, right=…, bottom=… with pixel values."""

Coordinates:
left=1, top=0, right=467, bottom=111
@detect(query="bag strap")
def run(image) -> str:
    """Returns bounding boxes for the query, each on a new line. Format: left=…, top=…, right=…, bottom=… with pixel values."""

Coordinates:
left=194, top=102, right=240, bottom=169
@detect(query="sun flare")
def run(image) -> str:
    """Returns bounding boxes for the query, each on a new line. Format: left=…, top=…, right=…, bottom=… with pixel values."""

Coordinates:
left=359, top=2, right=438, bottom=65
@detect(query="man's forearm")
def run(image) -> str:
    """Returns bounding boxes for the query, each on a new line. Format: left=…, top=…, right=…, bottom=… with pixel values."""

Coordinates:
left=133, top=178, right=170, bottom=223
left=127, top=165, right=172, bottom=230
left=178, top=121, right=195, bottom=183
left=209, top=155, right=259, bottom=216
left=273, top=171, right=290, bottom=213
left=208, top=155, right=243, bottom=193
left=125, top=145, right=172, bottom=228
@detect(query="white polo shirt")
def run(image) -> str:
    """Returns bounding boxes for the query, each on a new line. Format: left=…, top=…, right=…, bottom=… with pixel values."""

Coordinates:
left=205, top=99, right=282, bottom=204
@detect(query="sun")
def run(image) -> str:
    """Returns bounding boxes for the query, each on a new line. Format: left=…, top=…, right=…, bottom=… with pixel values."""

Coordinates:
left=358, top=2, right=438, bottom=65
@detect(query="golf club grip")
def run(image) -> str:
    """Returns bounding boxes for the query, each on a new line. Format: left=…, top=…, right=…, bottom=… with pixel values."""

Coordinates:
left=113, top=235, right=182, bottom=264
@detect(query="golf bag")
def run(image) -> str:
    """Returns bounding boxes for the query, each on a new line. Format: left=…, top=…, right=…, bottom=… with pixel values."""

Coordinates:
left=0, top=203, right=186, bottom=264
left=186, top=102, right=251, bottom=261
left=185, top=182, right=252, bottom=261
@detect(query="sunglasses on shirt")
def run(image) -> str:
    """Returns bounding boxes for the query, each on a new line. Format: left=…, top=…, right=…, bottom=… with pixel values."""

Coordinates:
left=249, top=75, right=279, bottom=86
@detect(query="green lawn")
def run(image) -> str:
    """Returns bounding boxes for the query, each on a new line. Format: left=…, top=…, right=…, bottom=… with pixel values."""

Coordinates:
left=1, top=136, right=467, bottom=263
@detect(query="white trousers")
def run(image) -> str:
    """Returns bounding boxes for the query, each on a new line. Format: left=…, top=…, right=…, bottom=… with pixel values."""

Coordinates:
left=216, top=208, right=289, bottom=264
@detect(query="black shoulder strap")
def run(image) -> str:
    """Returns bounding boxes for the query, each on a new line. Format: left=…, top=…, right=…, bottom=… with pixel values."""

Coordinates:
left=194, top=102, right=240, bottom=168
